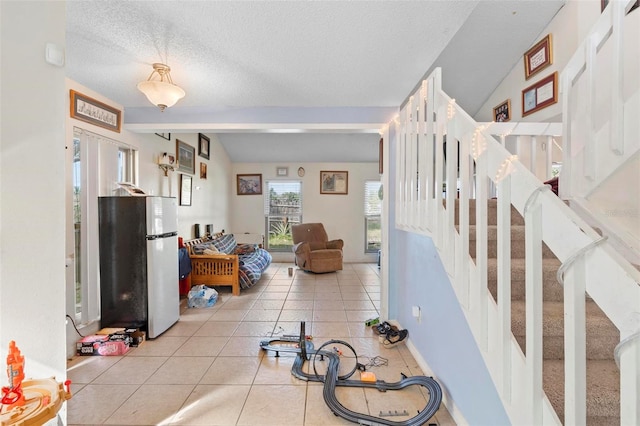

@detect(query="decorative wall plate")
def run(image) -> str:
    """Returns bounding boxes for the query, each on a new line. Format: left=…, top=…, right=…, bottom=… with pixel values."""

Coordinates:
left=297, top=167, right=305, bottom=177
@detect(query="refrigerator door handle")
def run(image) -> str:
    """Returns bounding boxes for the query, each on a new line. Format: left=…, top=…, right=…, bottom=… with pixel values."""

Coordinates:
left=146, top=231, right=178, bottom=240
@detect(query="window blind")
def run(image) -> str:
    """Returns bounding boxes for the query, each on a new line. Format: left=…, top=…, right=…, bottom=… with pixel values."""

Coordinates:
left=364, top=181, right=382, bottom=216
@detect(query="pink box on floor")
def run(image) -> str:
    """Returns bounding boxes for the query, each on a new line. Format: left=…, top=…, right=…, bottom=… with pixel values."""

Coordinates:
left=76, top=334, right=130, bottom=356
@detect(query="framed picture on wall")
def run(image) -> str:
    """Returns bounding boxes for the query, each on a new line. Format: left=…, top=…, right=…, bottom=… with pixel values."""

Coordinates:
left=180, top=174, right=192, bottom=206
left=69, top=90, right=121, bottom=133
left=200, top=162, right=207, bottom=179
left=523, top=34, right=553, bottom=80
left=176, top=139, right=195, bottom=174
left=522, top=72, right=558, bottom=117
left=493, top=99, right=511, bottom=122
left=198, top=133, right=210, bottom=160
left=320, top=171, right=348, bottom=194
left=237, top=174, right=262, bottom=195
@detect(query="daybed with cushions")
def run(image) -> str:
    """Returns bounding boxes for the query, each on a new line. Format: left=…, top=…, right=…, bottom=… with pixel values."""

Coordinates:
left=184, top=233, right=272, bottom=295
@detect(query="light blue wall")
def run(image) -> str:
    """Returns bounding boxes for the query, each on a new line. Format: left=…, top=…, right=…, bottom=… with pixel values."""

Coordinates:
left=386, top=127, right=510, bottom=425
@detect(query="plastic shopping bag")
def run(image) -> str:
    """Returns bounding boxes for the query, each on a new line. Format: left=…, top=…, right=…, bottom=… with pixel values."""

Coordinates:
left=187, top=285, right=218, bottom=308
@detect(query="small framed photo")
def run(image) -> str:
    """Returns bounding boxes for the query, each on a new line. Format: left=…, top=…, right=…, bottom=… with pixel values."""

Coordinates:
left=69, top=90, right=121, bottom=133
left=155, top=133, right=171, bottom=140
left=180, top=174, right=192, bottom=206
left=276, top=167, right=288, bottom=176
left=493, top=99, right=511, bottom=122
left=200, top=162, right=207, bottom=179
left=522, top=72, right=558, bottom=117
left=198, top=133, right=210, bottom=160
left=524, top=34, right=553, bottom=80
left=320, top=171, right=348, bottom=195
left=176, top=139, right=195, bottom=174
left=237, top=174, right=263, bottom=195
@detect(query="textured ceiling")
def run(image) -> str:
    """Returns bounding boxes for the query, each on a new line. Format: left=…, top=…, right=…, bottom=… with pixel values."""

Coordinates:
left=65, top=0, right=565, bottom=162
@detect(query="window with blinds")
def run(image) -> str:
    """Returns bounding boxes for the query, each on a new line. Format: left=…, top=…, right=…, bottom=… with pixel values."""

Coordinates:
left=364, top=180, right=382, bottom=252
left=264, top=180, right=302, bottom=251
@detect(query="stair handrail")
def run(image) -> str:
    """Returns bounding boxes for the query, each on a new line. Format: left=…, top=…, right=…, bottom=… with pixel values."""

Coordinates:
left=614, top=327, right=640, bottom=369
left=393, top=65, right=640, bottom=425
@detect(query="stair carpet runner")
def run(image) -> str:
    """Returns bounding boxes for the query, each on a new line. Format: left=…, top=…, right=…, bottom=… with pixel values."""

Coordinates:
left=458, top=199, right=620, bottom=425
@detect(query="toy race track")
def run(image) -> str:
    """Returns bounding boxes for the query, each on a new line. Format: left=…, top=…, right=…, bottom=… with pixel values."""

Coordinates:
left=260, top=321, right=442, bottom=426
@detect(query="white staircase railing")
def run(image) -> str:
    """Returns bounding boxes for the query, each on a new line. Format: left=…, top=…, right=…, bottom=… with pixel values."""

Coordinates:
left=481, top=122, right=562, bottom=183
left=393, top=67, right=640, bottom=425
left=560, top=0, right=640, bottom=258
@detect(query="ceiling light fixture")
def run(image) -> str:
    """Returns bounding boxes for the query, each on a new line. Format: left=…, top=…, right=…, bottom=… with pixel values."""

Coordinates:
left=137, top=63, right=185, bottom=111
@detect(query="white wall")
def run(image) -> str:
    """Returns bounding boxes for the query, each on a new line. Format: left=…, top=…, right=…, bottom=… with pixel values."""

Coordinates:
left=231, top=162, right=380, bottom=263
left=475, top=1, right=601, bottom=123
left=475, top=0, right=640, bottom=259
left=1, top=0, right=67, bottom=408
left=137, top=132, right=233, bottom=240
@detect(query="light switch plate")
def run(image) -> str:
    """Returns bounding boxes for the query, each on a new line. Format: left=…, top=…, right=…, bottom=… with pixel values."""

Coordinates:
left=45, top=43, right=65, bottom=67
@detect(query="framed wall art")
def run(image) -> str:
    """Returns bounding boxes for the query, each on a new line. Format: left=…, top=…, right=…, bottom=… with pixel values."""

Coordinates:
left=493, top=99, right=511, bottom=122
left=198, top=133, right=210, bottom=160
left=200, top=162, right=207, bottom=179
left=320, top=171, right=348, bottom=195
left=155, top=133, right=171, bottom=140
left=176, top=139, right=195, bottom=174
left=523, top=34, right=553, bottom=80
left=180, top=174, right=192, bottom=206
left=69, top=90, right=121, bottom=132
left=237, top=174, right=263, bottom=195
left=522, top=72, right=558, bottom=117
left=276, top=167, right=288, bottom=177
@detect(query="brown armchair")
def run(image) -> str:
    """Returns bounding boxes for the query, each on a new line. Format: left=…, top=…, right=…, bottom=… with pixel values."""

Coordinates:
left=291, top=223, right=343, bottom=273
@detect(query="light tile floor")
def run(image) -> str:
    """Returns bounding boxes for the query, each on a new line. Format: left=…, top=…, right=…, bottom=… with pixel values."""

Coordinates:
left=67, top=263, right=455, bottom=425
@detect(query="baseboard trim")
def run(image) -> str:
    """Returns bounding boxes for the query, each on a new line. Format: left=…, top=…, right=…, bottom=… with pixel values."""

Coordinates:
left=404, top=337, right=469, bottom=426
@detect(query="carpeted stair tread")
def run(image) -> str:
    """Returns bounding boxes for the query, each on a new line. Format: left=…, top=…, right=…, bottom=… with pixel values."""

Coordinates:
left=465, top=225, right=556, bottom=258
left=510, top=301, right=619, bottom=361
left=458, top=196, right=619, bottom=423
left=487, top=258, right=564, bottom=302
left=450, top=199, right=526, bottom=226
left=543, top=359, right=620, bottom=421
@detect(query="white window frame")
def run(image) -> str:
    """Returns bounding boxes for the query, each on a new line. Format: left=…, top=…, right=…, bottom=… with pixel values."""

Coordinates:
left=264, top=180, right=303, bottom=252
left=69, top=127, right=138, bottom=326
left=364, top=180, right=382, bottom=253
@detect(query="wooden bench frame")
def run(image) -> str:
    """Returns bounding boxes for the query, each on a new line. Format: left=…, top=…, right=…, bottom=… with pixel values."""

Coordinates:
left=183, top=237, right=240, bottom=296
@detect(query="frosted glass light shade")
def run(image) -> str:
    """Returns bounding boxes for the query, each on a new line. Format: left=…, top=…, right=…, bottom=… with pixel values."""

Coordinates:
left=137, top=63, right=186, bottom=111
left=137, top=80, right=185, bottom=111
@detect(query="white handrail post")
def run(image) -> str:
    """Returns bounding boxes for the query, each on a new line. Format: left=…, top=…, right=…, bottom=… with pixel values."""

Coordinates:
left=418, top=81, right=428, bottom=232
left=619, top=337, right=640, bottom=425
left=410, top=95, right=418, bottom=228
left=563, top=255, right=587, bottom=425
left=425, top=77, right=436, bottom=232
left=560, top=69, right=574, bottom=200
left=445, top=104, right=457, bottom=270
left=545, top=136, right=553, bottom=180
left=585, top=34, right=596, bottom=181
left=530, top=136, right=537, bottom=178
left=396, top=110, right=405, bottom=227
left=497, top=175, right=512, bottom=401
left=610, top=0, right=624, bottom=155
left=434, top=103, right=445, bottom=247
left=458, top=133, right=471, bottom=309
left=475, top=154, right=488, bottom=351
left=525, top=200, right=543, bottom=425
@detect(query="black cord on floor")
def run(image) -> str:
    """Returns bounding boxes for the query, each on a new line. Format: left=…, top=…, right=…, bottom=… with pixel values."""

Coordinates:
left=66, top=314, right=84, bottom=337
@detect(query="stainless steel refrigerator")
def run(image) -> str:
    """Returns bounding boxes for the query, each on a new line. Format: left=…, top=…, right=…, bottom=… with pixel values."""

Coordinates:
left=98, top=196, right=179, bottom=338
